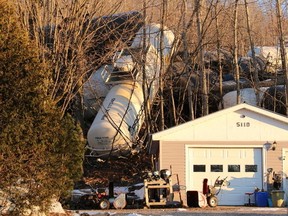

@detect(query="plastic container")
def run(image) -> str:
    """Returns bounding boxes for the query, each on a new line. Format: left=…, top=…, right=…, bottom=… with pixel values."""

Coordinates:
left=271, top=190, right=285, bottom=207
left=268, top=198, right=273, bottom=207
left=255, top=191, right=268, bottom=207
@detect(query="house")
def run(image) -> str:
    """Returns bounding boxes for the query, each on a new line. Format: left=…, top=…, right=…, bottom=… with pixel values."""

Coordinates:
left=151, top=103, right=288, bottom=206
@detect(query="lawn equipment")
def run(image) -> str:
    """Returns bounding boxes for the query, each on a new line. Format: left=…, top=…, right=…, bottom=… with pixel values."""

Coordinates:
left=71, top=186, right=110, bottom=210
left=203, top=176, right=230, bottom=207
left=143, top=169, right=182, bottom=208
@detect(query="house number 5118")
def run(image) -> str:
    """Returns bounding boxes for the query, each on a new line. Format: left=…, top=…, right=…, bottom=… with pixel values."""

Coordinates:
left=236, top=122, right=250, bottom=127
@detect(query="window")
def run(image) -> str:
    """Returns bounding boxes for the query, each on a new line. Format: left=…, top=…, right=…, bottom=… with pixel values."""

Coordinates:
left=245, top=165, right=257, bottom=172
left=228, top=165, right=240, bottom=172
left=211, top=165, right=223, bottom=172
left=193, top=165, right=206, bottom=172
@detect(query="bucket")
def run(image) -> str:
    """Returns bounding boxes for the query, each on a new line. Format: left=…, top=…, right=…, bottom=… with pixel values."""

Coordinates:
left=255, top=192, right=268, bottom=207
left=271, top=190, right=285, bottom=207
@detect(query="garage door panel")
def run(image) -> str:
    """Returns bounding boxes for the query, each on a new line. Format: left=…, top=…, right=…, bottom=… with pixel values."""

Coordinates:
left=217, top=193, right=245, bottom=206
left=192, top=149, right=208, bottom=158
left=188, top=147, right=262, bottom=206
left=210, top=149, right=225, bottom=158
left=227, top=177, right=261, bottom=191
left=227, top=150, right=247, bottom=159
left=210, top=186, right=253, bottom=205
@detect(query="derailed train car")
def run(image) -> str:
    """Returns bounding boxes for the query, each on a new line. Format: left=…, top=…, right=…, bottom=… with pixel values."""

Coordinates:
left=86, top=23, right=175, bottom=157
left=261, top=85, right=286, bottom=115
left=247, top=46, right=288, bottom=74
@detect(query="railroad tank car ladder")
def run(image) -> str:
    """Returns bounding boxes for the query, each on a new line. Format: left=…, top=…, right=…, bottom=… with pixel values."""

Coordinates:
left=101, top=48, right=140, bottom=84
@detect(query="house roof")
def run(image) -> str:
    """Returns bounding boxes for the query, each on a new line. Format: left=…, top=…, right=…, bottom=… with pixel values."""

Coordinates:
left=152, top=103, right=288, bottom=141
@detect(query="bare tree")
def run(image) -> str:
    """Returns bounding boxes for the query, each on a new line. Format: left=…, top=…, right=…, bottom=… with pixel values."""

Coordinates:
left=159, top=0, right=168, bottom=130
left=244, top=0, right=260, bottom=105
left=195, top=0, right=209, bottom=116
left=276, top=0, right=288, bottom=116
left=15, top=0, right=136, bottom=118
left=214, top=0, right=224, bottom=109
left=233, top=0, right=241, bottom=104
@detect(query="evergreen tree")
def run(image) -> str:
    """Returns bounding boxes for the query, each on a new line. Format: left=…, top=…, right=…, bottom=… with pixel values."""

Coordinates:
left=0, top=1, right=85, bottom=214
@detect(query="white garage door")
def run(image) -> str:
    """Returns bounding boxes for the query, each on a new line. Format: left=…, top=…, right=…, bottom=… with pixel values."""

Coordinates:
left=187, top=147, right=263, bottom=205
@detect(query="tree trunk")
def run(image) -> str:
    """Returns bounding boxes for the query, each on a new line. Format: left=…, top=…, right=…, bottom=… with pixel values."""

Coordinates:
left=233, top=0, right=240, bottom=104
left=244, top=0, right=260, bottom=106
left=159, top=0, right=168, bottom=130
left=195, top=0, right=208, bottom=116
left=276, top=0, right=288, bottom=116
left=141, top=0, right=152, bottom=135
left=215, top=0, right=223, bottom=110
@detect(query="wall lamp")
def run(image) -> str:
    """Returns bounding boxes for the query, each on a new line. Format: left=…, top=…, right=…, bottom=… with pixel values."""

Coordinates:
left=271, top=141, right=277, bottom=151
left=264, top=141, right=277, bottom=151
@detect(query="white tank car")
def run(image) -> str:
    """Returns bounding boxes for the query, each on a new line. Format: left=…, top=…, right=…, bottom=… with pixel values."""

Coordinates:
left=83, top=65, right=112, bottom=120
left=130, top=23, right=174, bottom=100
left=247, top=46, right=288, bottom=72
left=138, top=45, right=161, bottom=100
left=87, top=24, right=175, bottom=157
left=87, top=82, right=144, bottom=156
left=131, top=23, right=175, bottom=63
left=221, top=87, right=269, bottom=109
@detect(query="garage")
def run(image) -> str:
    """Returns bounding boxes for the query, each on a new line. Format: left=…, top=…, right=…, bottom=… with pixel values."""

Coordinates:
left=151, top=103, right=288, bottom=206
left=187, top=147, right=263, bottom=205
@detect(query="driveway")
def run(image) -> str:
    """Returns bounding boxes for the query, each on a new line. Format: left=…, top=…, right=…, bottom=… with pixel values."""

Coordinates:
left=71, top=206, right=288, bottom=216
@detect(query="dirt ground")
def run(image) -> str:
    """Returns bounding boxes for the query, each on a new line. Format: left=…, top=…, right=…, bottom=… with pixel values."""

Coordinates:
left=80, top=151, right=153, bottom=189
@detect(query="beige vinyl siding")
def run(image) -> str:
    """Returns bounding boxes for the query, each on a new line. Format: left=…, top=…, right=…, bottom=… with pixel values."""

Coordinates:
left=159, top=141, right=186, bottom=204
left=267, top=142, right=284, bottom=173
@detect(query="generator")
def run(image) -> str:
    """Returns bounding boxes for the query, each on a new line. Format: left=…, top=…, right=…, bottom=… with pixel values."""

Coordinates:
left=144, top=169, right=180, bottom=208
